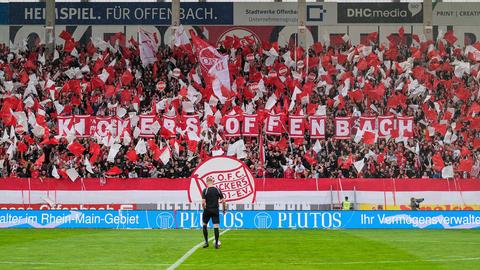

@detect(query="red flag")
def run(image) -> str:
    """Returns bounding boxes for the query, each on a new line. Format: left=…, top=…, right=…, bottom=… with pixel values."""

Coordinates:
left=121, top=70, right=134, bottom=86
left=412, top=34, right=420, bottom=44
left=475, top=138, right=480, bottom=149
left=106, top=166, right=123, bottom=175
left=367, top=32, right=378, bottom=44
left=277, top=137, right=288, bottom=151
left=86, top=41, right=96, bottom=55
left=93, top=58, right=104, bottom=73
left=105, top=85, right=115, bottom=98
left=34, top=153, right=45, bottom=167
left=24, top=59, right=36, bottom=71
left=398, top=26, right=405, bottom=39
left=64, top=39, right=75, bottom=53
left=367, top=84, right=385, bottom=101
left=187, top=140, right=198, bottom=153
left=363, top=131, right=376, bottom=145
left=304, top=151, right=317, bottom=165
left=458, top=158, right=473, bottom=172
left=444, top=30, right=457, bottom=45
left=179, top=86, right=188, bottom=97
left=306, top=104, right=318, bottom=115
left=432, top=153, right=444, bottom=171
left=91, top=77, right=105, bottom=89
left=342, top=154, right=353, bottom=169
left=147, top=139, right=160, bottom=152
left=348, top=89, right=364, bottom=102
left=377, top=153, right=385, bottom=164
left=126, top=149, right=138, bottom=162
left=89, top=142, right=101, bottom=162
left=19, top=71, right=29, bottom=85
left=59, top=30, right=72, bottom=41
left=312, top=42, right=323, bottom=54
left=17, top=141, right=28, bottom=153
left=432, top=123, right=447, bottom=136
left=40, top=137, right=59, bottom=146
left=68, top=141, right=85, bottom=157
left=461, top=146, right=472, bottom=157
left=469, top=102, right=480, bottom=114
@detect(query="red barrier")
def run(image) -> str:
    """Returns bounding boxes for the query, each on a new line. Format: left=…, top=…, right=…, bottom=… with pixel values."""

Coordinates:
left=0, top=178, right=478, bottom=191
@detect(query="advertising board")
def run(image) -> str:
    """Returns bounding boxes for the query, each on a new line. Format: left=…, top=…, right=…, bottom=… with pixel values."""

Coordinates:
left=1, top=210, right=479, bottom=229
left=337, top=3, right=423, bottom=24
left=9, top=2, right=233, bottom=25
left=433, top=3, right=480, bottom=26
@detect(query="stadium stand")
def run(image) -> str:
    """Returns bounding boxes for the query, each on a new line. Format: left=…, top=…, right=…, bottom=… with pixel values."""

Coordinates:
left=0, top=27, right=478, bottom=180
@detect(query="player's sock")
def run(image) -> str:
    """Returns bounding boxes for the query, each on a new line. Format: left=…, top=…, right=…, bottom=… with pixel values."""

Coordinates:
left=202, top=225, right=208, bottom=245
left=214, top=228, right=219, bottom=246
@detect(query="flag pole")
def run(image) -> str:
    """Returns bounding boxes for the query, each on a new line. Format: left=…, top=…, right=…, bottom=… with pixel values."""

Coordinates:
left=305, top=36, right=309, bottom=74
left=259, top=123, right=266, bottom=181
left=294, top=34, right=298, bottom=72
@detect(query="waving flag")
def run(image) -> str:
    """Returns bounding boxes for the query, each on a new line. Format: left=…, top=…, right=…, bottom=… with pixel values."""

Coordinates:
left=174, top=25, right=191, bottom=51
left=191, top=31, right=231, bottom=104
left=138, top=28, right=158, bottom=67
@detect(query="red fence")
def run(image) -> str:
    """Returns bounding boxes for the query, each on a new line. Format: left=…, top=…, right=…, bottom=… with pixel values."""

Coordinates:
left=0, top=177, right=479, bottom=191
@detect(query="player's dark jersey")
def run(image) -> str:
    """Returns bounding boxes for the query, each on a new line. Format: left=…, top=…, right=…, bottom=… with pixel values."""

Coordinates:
left=202, top=186, right=224, bottom=210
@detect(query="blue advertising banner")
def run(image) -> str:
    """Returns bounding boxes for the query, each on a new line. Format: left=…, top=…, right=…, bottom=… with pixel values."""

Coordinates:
left=9, top=2, right=233, bottom=25
left=1, top=210, right=479, bottom=229
left=0, top=4, right=8, bottom=25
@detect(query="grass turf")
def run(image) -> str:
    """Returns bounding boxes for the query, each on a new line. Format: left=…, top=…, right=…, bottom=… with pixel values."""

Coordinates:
left=0, top=229, right=478, bottom=270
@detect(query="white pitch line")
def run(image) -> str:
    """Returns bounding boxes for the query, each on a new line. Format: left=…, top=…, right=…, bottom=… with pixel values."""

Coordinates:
left=180, top=257, right=480, bottom=267
left=0, top=261, right=170, bottom=267
left=167, top=229, right=230, bottom=270
left=0, top=255, right=477, bottom=268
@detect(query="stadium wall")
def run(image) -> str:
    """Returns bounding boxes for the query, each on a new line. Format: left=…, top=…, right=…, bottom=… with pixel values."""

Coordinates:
left=0, top=178, right=479, bottom=211
left=2, top=3, right=480, bottom=49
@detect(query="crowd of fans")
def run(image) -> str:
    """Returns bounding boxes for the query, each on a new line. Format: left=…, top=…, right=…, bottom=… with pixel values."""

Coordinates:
left=0, top=28, right=479, bottom=180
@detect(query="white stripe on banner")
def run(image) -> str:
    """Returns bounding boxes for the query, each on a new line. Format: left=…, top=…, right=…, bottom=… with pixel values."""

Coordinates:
left=1, top=190, right=480, bottom=205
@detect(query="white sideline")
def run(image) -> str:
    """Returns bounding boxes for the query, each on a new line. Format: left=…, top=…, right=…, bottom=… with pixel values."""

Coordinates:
left=0, top=261, right=170, bottom=266
left=0, top=256, right=477, bottom=268
left=166, top=229, right=230, bottom=270
left=180, top=257, right=480, bottom=267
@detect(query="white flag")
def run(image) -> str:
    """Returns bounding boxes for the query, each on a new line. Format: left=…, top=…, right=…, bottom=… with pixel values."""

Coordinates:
left=138, top=28, right=158, bottom=67
left=312, top=140, right=322, bottom=153
left=442, top=165, right=454, bottom=179
left=135, top=139, right=147, bottom=155
left=52, top=166, right=60, bottom=179
left=265, top=95, right=277, bottom=110
left=159, top=147, right=171, bottom=165
left=354, top=159, right=365, bottom=173
left=174, top=25, right=190, bottom=47
left=53, top=101, right=64, bottom=114
left=66, top=168, right=79, bottom=182
left=212, top=149, right=224, bottom=156
left=84, top=157, right=94, bottom=174
left=209, top=56, right=231, bottom=104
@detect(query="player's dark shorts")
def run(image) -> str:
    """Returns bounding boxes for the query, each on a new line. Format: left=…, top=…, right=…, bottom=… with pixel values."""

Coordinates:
left=202, top=208, right=220, bottom=224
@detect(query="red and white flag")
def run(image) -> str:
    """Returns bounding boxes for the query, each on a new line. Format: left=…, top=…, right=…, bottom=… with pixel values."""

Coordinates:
left=191, top=32, right=232, bottom=104
left=138, top=28, right=158, bottom=67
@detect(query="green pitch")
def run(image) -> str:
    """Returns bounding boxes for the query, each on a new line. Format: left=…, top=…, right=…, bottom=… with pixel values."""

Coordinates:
left=0, top=229, right=478, bottom=270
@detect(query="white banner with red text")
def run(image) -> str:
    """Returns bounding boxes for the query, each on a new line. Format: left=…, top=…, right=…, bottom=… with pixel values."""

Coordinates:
left=57, top=115, right=414, bottom=140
